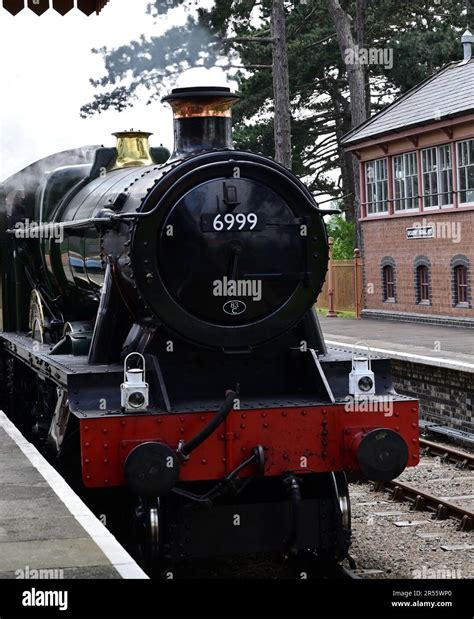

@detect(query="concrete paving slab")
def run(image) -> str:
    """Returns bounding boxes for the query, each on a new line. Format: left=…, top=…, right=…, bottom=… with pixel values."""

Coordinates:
left=0, top=515, right=88, bottom=542
left=0, top=440, right=28, bottom=453
left=0, top=538, right=113, bottom=571
left=0, top=447, right=40, bottom=464
left=0, top=429, right=15, bottom=446
left=61, top=565, right=122, bottom=579
left=0, top=482, right=57, bottom=501
left=0, top=565, right=121, bottom=579
left=0, top=459, right=49, bottom=476
left=0, top=497, right=73, bottom=521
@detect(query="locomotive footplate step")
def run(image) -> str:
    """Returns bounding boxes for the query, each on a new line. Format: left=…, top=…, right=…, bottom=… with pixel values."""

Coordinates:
left=0, top=412, right=146, bottom=579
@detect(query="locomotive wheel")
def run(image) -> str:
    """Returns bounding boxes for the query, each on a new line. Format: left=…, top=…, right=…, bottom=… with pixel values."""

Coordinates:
left=132, top=497, right=164, bottom=577
left=331, top=471, right=351, bottom=562
left=29, top=289, right=48, bottom=343
left=331, top=471, right=351, bottom=532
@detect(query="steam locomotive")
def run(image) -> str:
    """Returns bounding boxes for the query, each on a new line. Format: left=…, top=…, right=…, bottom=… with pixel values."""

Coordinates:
left=0, top=86, right=419, bottom=573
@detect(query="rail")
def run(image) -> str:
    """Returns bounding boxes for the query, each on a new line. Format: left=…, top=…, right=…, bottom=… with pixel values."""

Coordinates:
left=373, top=479, right=473, bottom=532
left=419, top=438, right=474, bottom=470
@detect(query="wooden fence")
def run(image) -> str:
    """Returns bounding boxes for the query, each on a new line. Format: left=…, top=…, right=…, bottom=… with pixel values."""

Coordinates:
left=316, top=241, right=363, bottom=316
left=318, top=259, right=355, bottom=311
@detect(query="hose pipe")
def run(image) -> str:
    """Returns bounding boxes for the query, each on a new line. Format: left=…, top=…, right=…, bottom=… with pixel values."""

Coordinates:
left=177, top=390, right=236, bottom=459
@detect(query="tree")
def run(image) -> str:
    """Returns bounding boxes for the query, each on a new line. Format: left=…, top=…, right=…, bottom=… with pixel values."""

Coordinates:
left=327, top=0, right=368, bottom=127
left=271, top=0, right=292, bottom=168
left=327, top=0, right=369, bottom=239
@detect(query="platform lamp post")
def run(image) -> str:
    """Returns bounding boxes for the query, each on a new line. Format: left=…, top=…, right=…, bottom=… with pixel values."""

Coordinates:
left=327, top=237, right=337, bottom=317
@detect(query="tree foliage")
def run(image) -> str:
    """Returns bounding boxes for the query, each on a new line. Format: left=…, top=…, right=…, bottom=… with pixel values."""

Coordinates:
left=326, top=213, right=356, bottom=260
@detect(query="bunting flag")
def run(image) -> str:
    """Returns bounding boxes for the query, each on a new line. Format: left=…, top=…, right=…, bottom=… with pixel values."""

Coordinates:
left=2, top=0, right=110, bottom=13
left=27, top=0, right=49, bottom=15
left=2, top=0, right=24, bottom=14
left=52, top=0, right=74, bottom=14
left=76, top=0, right=95, bottom=15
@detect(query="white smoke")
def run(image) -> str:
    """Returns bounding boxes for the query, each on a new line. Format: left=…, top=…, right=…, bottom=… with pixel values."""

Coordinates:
left=176, top=67, right=237, bottom=90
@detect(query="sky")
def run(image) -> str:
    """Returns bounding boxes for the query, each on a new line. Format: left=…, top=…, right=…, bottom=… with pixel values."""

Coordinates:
left=0, top=0, right=228, bottom=180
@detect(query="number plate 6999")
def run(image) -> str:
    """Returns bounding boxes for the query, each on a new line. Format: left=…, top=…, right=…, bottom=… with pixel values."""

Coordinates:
left=201, top=213, right=262, bottom=232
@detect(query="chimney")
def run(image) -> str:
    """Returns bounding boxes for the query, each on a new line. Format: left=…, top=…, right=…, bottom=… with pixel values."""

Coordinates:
left=461, top=28, right=474, bottom=60
left=162, top=86, right=240, bottom=158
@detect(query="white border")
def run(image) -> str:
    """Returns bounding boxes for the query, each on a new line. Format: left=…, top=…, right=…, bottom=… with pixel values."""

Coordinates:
left=326, top=340, right=474, bottom=373
left=0, top=411, right=148, bottom=579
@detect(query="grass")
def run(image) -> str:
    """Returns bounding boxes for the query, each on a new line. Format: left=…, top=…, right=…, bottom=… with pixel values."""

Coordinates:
left=316, top=307, right=357, bottom=319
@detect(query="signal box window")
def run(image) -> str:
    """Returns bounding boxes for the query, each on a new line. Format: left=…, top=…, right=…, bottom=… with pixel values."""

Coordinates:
left=416, top=265, right=430, bottom=304
left=422, top=145, right=452, bottom=209
left=454, top=265, right=468, bottom=306
left=365, top=158, right=388, bottom=215
left=383, top=265, right=395, bottom=302
left=457, top=139, right=474, bottom=205
left=393, top=152, right=418, bottom=211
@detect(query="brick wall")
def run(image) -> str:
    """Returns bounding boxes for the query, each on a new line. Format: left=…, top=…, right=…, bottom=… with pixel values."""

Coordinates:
left=393, top=360, right=473, bottom=433
left=362, top=210, right=474, bottom=318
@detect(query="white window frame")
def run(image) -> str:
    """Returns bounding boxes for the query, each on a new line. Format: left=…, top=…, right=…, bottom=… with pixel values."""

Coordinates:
left=421, top=145, right=453, bottom=210
left=365, top=158, right=388, bottom=216
left=457, top=139, right=474, bottom=206
left=392, top=151, right=418, bottom=212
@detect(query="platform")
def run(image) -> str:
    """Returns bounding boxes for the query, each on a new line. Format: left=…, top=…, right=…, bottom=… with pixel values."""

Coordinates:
left=0, top=411, right=147, bottom=579
left=320, top=316, right=474, bottom=373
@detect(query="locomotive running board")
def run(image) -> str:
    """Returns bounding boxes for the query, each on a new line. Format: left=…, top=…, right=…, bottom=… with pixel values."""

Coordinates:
left=0, top=332, right=405, bottom=418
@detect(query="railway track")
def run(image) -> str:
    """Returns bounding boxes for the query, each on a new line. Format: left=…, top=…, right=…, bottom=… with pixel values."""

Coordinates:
left=374, top=479, right=473, bottom=531
left=371, top=440, right=474, bottom=532
left=419, top=438, right=474, bottom=469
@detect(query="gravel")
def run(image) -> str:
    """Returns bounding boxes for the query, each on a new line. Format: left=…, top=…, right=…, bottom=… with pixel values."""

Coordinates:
left=347, top=455, right=473, bottom=579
